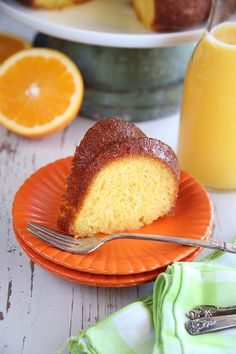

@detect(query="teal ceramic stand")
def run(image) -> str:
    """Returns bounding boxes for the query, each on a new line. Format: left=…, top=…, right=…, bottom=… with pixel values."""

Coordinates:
left=34, top=34, right=195, bottom=121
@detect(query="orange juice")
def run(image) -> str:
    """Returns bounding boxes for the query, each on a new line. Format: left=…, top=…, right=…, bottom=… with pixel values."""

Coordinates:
left=178, top=22, right=236, bottom=189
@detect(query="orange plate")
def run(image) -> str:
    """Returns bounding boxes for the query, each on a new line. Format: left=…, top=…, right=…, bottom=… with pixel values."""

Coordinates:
left=15, top=230, right=202, bottom=287
left=12, top=157, right=213, bottom=275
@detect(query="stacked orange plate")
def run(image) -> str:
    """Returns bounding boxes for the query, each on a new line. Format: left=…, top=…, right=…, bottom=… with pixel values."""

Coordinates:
left=12, top=157, right=213, bottom=287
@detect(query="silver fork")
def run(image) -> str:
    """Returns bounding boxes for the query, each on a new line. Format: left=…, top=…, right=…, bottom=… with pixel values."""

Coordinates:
left=187, top=305, right=236, bottom=320
left=185, top=314, right=236, bottom=335
left=26, top=221, right=236, bottom=255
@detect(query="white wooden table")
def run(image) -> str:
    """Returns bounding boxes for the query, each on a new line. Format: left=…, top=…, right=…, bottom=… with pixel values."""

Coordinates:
left=1, top=15, right=236, bottom=354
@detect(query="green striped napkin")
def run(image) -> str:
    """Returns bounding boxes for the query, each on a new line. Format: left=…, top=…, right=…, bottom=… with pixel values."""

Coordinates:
left=69, top=246, right=236, bottom=354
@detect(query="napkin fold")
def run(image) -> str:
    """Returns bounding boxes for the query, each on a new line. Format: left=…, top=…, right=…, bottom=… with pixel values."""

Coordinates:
left=69, top=246, right=236, bottom=354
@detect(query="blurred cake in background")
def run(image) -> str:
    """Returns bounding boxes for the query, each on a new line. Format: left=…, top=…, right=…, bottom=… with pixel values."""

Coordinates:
left=132, top=0, right=212, bottom=31
left=17, top=0, right=213, bottom=31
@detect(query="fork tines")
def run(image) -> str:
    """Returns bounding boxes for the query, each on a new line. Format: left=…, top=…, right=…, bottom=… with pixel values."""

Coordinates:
left=27, top=222, right=81, bottom=243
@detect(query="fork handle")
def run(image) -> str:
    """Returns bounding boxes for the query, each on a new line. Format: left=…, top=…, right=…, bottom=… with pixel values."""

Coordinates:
left=188, top=305, right=236, bottom=319
left=108, top=234, right=236, bottom=254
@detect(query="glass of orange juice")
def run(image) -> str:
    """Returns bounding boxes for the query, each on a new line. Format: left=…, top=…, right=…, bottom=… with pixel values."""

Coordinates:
left=178, top=0, right=236, bottom=190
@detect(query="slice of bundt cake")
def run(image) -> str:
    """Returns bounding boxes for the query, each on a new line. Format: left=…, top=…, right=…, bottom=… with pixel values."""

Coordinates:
left=58, top=118, right=180, bottom=237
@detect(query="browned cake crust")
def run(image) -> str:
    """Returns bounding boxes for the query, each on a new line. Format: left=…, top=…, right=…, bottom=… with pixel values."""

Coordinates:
left=58, top=118, right=146, bottom=232
left=58, top=120, right=180, bottom=235
left=73, top=118, right=146, bottom=170
left=152, top=0, right=212, bottom=31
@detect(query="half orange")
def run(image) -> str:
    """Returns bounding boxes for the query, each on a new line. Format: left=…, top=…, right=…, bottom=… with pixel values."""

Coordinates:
left=0, top=32, right=31, bottom=64
left=0, top=48, right=84, bottom=138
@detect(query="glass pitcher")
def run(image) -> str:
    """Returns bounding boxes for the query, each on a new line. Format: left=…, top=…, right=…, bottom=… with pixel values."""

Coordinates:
left=178, top=0, right=236, bottom=190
